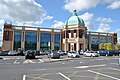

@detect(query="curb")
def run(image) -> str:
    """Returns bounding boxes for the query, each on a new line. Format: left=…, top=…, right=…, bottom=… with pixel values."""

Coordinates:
left=44, top=58, right=73, bottom=63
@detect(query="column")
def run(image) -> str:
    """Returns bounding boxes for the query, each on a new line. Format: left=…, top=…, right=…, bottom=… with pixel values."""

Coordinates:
left=60, top=30, right=62, bottom=50
left=98, top=33, right=100, bottom=50
left=51, top=29, right=54, bottom=50
left=11, top=31, right=14, bottom=50
left=89, top=32, right=91, bottom=50
left=106, top=34, right=108, bottom=43
left=77, top=28, right=79, bottom=52
left=21, top=27, right=25, bottom=49
left=37, top=28, right=40, bottom=50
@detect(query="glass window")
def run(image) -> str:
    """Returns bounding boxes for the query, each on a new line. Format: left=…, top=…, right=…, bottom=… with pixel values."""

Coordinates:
left=40, top=33, right=51, bottom=50
left=14, top=32, right=21, bottom=50
left=25, top=32, right=37, bottom=50
left=54, top=34, right=60, bottom=50
left=100, top=36, right=107, bottom=43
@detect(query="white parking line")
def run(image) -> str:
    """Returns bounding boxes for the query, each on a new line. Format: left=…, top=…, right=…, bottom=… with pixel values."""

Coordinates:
left=13, top=60, right=18, bottom=64
left=38, top=59, right=44, bottom=62
left=59, top=72, right=71, bottom=80
left=23, top=60, right=36, bottom=64
left=109, top=67, right=120, bottom=72
left=75, top=64, right=106, bottom=69
left=88, top=70, right=120, bottom=80
left=23, top=75, right=26, bottom=80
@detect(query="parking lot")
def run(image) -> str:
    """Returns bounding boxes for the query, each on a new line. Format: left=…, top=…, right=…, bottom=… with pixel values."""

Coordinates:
left=25, top=67, right=120, bottom=80
left=0, top=55, right=120, bottom=80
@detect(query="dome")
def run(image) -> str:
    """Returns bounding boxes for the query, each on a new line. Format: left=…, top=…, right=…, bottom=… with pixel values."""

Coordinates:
left=65, top=10, right=84, bottom=26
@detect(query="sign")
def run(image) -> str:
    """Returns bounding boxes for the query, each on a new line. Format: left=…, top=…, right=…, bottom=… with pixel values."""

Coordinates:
left=48, top=42, right=50, bottom=47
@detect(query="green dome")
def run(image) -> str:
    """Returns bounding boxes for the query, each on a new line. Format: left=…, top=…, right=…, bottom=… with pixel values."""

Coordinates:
left=65, top=10, right=84, bottom=26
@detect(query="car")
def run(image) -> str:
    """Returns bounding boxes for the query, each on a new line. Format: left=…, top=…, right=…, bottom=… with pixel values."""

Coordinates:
left=8, top=50, right=17, bottom=56
left=98, top=50, right=113, bottom=56
left=79, top=50, right=84, bottom=55
left=67, top=51, right=80, bottom=58
left=57, top=50, right=65, bottom=56
left=17, top=48, right=24, bottom=56
left=25, top=50, right=36, bottom=59
left=83, top=51, right=99, bottom=57
left=48, top=50, right=60, bottom=59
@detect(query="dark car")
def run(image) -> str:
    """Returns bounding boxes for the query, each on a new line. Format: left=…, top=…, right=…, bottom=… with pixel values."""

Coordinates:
left=17, top=48, right=24, bottom=56
left=25, top=50, right=36, bottom=59
left=99, top=50, right=113, bottom=56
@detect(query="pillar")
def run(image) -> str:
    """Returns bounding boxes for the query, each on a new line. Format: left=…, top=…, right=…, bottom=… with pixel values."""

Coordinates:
left=12, top=31, right=14, bottom=50
left=21, top=27, right=25, bottom=49
left=37, top=28, right=40, bottom=50
left=89, top=32, right=91, bottom=50
left=51, top=29, right=54, bottom=50
left=77, top=28, right=79, bottom=52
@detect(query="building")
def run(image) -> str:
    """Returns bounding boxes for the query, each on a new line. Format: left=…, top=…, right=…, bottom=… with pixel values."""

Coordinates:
left=2, top=10, right=117, bottom=51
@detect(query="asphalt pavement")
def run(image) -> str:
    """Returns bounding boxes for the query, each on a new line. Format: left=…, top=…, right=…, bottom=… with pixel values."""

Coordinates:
left=0, top=55, right=120, bottom=80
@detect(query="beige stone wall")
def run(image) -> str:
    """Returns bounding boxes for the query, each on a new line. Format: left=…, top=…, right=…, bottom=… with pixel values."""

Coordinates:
left=2, top=41, right=12, bottom=50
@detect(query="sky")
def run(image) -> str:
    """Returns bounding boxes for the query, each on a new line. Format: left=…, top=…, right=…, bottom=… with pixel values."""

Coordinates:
left=0, top=0, right=120, bottom=46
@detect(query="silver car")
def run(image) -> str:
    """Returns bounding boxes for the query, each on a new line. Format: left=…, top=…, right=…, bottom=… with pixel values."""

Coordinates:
left=48, top=50, right=60, bottom=59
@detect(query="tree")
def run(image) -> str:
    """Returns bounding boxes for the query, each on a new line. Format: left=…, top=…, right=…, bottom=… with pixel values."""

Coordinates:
left=107, top=43, right=113, bottom=50
left=115, top=43, right=120, bottom=50
left=99, top=43, right=104, bottom=50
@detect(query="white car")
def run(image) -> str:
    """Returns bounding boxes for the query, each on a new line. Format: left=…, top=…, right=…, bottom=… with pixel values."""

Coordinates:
left=83, top=51, right=99, bottom=57
left=68, top=51, right=80, bottom=58
left=8, top=50, right=17, bottom=56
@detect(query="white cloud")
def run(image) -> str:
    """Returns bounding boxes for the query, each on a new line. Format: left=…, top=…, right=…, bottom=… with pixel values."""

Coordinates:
left=51, top=20, right=64, bottom=28
left=116, top=28, right=120, bottom=32
left=0, top=19, right=5, bottom=46
left=0, top=0, right=53, bottom=24
left=107, top=0, right=120, bottom=9
left=118, top=37, right=120, bottom=43
left=80, top=12, right=94, bottom=31
left=64, top=0, right=101, bottom=12
left=97, top=17, right=114, bottom=23
left=64, top=0, right=120, bottom=12
left=96, top=23, right=110, bottom=32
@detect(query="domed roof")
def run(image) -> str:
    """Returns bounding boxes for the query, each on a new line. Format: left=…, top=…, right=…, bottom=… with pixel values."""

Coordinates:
left=65, top=10, right=84, bottom=26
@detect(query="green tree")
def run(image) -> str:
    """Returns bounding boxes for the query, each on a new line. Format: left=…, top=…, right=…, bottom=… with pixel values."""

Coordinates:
left=107, top=43, right=113, bottom=50
left=99, top=43, right=104, bottom=50
left=115, top=43, right=120, bottom=50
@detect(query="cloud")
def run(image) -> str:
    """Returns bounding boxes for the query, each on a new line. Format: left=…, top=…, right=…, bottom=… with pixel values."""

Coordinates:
left=107, top=0, right=120, bottom=9
left=118, top=37, right=120, bottom=43
left=96, top=23, right=110, bottom=32
left=80, top=12, right=94, bottom=31
left=64, top=0, right=101, bottom=12
left=97, top=17, right=114, bottom=23
left=0, top=0, right=53, bottom=24
left=116, top=28, right=120, bottom=32
left=0, top=19, right=4, bottom=46
left=51, top=20, right=64, bottom=28
left=64, top=0, right=120, bottom=12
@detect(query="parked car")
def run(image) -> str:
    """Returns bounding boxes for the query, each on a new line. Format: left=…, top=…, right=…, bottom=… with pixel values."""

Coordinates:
left=57, top=50, right=65, bottom=56
left=0, top=50, right=7, bottom=56
left=48, top=50, right=60, bottom=59
left=25, top=50, right=36, bottom=59
left=83, top=51, right=99, bottom=57
left=67, top=51, right=80, bottom=58
left=2, top=50, right=10, bottom=56
left=79, top=50, right=84, bottom=55
left=17, top=48, right=24, bottom=56
left=8, top=50, right=17, bottom=56
left=98, top=50, right=113, bottom=56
